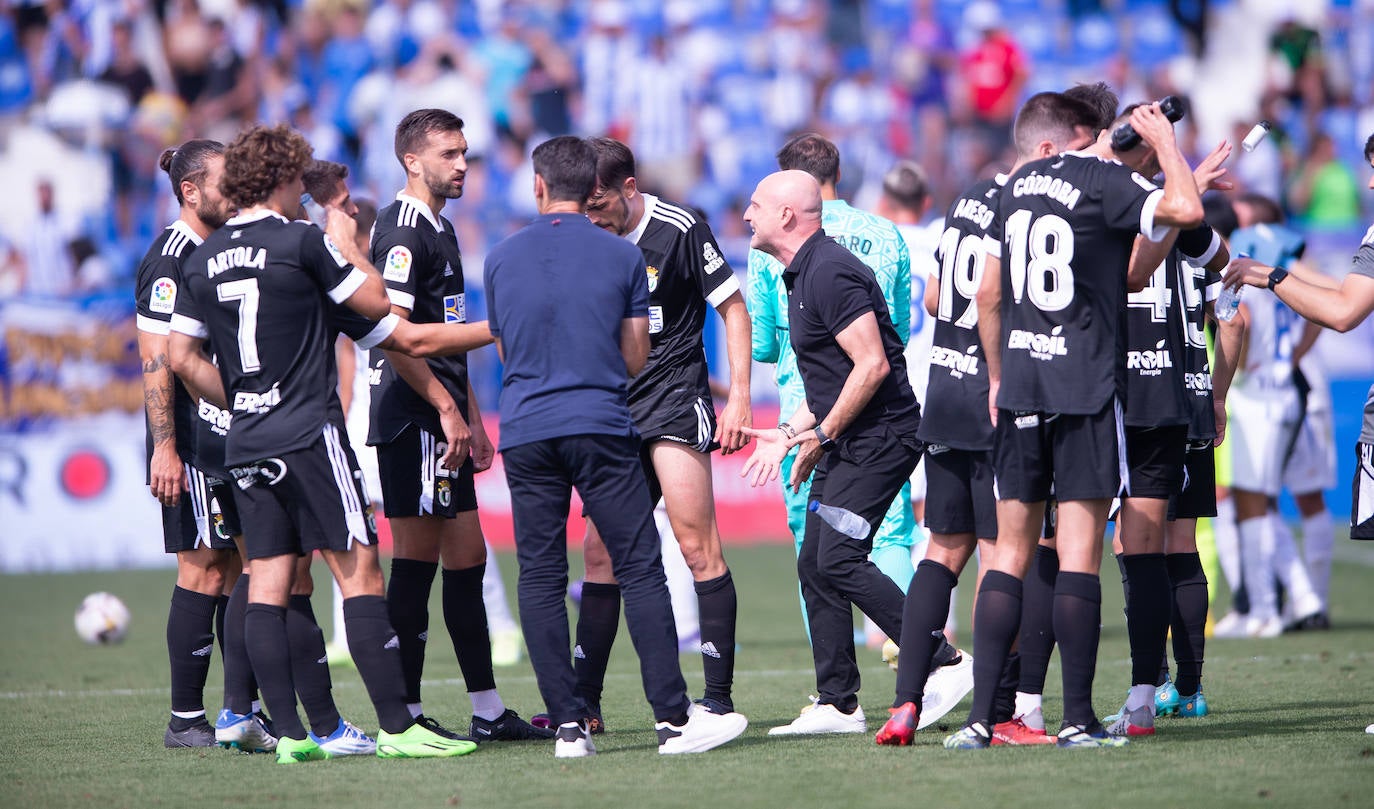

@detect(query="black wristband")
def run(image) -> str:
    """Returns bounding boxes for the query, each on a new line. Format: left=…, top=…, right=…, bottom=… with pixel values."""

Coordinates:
left=813, top=424, right=836, bottom=452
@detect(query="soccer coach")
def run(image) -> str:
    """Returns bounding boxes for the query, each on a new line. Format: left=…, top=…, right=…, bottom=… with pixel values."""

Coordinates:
left=482, top=136, right=746, bottom=758
left=743, top=170, right=924, bottom=734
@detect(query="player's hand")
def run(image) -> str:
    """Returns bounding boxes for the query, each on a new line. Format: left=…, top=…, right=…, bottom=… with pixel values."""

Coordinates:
left=716, top=393, right=752, bottom=454
left=469, top=417, right=495, bottom=473
left=987, top=379, right=1000, bottom=428
left=1193, top=140, right=1234, bottom=194
left=739, top=426, right=790, bottom=487
left=324, top=205, right=358, bottom=249
left=1129, top=103, right=1178, bottom=153
left=149, top=442, right=185, bottom=507
left=1222, top=256, right=1271, bottom=290
left=788, top=436, right=823, bottom=493
left=438, top=408, right=471, bottom=471
left=1212, top=398, right=1227, bottom=447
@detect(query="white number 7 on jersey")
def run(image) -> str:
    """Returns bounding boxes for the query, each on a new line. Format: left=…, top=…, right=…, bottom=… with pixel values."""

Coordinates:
left=217, top=278, right=262, bottom=373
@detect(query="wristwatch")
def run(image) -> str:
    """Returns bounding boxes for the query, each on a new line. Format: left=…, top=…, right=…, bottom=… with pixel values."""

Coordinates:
left=812, top=425, right=836, bottom=452
left=1267, top=266, right=1289, bottom=290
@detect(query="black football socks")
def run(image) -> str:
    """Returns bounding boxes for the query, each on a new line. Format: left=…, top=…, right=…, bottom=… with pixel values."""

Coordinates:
left=695, top=570, right=738, bottom=709
left=443, top=564, right=498, bottom=693
left=287, top=594, right=340, bottom=737
left=167, top=586, right=216, bottom=719
left=894, top=560, right=957, bottom=708
left=343, top=595, right=414, bottom=734
left=386, top=558, right=438, bottom=706
left=573, top=582, right=621, bottom=708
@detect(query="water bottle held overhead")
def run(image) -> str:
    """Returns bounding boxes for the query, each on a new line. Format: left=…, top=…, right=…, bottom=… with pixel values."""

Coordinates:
left=808, top=500, right=872, bottom=540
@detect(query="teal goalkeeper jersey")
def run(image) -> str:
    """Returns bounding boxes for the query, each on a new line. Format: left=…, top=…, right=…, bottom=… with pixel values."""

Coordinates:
left=748, top=199, right=911, bottom=420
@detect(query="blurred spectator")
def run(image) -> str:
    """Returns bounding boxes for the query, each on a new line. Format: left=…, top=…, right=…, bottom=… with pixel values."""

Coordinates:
left=956, top=2, right=1027, bottom=165
left=1288, top=132, right=1361, bottom=230
left=162, top=0, right=213, bottom=105
left=99, top=19, right=154, bottom=107
left=21, top=179, right=77, bottom=298
left=892, top=0, right=955, bottom=194
left=625, top=35, right=696, bottom=200
left=515, top=29, right=577, bottom=139
left=1268, top=16, right=1326, bottom=123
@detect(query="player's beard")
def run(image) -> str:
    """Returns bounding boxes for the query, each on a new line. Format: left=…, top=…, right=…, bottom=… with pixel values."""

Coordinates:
left=196, top=196, right=234, bottom=230
left=425, top=168, right=464, bottom=201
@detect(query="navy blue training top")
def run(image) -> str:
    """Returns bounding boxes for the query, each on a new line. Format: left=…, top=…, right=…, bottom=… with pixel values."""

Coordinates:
left=484, top=212, right=650, bottom=450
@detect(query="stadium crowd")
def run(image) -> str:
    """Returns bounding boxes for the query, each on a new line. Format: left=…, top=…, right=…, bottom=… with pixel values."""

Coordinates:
left=3, top=0, right=1374, bottom=296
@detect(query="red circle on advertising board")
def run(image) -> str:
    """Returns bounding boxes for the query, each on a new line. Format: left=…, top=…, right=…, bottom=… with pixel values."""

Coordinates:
left=61, top=450, right=111, bottom=499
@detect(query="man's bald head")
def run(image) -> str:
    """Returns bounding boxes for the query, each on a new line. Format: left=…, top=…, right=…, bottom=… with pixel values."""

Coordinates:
left=745, top=170, right=822, bottom=263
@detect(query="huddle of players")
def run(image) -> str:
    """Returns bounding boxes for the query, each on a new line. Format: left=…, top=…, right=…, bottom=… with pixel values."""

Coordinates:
left=140, top=110, right=758, bottom=761
left=140, top=113, right=559, bottom=763
left=878, top=84, right=1242, bottom=749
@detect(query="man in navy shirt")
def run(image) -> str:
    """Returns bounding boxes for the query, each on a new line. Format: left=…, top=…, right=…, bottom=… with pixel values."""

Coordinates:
left=483, top=135, right=747, bottom=759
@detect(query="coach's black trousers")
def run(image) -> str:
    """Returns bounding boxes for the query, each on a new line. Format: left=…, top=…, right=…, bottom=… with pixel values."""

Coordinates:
left=502, top=434, right=691, bottom=727
left=800, top=423, right=922, bottom=707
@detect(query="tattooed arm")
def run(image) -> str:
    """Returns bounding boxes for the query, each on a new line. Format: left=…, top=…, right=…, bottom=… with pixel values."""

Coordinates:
left=137, top=329, right=185, bottom=507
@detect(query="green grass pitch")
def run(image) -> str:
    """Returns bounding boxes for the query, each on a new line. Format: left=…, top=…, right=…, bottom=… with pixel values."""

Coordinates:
left=3, top=542, right=1373, bottom=808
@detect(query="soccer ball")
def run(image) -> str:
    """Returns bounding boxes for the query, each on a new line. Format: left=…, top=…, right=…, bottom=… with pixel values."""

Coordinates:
left=75, top=592, right=130, bottom=645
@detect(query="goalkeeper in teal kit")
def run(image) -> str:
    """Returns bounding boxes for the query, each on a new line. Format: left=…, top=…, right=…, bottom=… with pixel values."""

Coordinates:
left=748, top=134, right=919, bottom=640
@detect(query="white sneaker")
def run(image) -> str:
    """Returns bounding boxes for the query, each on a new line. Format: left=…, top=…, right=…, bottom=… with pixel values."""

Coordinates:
left=1247, top=615, right=1284, bottom=638
left=657, top=704, right=748, bottom=755
left=768, top=701, right=866, bottom=735
left=917, top=648, right=975, bottom=730
left=310, top=718, right=376, bottom=756
left=553, top=721, right=596, bottom=758
left=1212, top=611, right=1249, bottom=638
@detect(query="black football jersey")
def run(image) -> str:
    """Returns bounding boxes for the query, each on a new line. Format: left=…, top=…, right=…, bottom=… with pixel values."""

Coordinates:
left=1122, top=223, right=1219, bottom=428
left=170, top=210, right=367, bottom=467
left=917, top=176, right=1004, bottom=451
left=135, top=220, right=233, bottom=475
left=625, top=194, right=740, bottom=422
left=990, top=152, right=1166, bottom=414
left=367, top=194, right=470, bottom=445
left=1173, top=225, right=1223, bottom=441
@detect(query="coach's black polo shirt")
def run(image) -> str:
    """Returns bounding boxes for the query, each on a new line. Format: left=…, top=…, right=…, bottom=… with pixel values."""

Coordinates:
left=782, top=228, right=921, bottom=436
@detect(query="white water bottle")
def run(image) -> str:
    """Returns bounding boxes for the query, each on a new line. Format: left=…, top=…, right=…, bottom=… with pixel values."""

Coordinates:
left=1215, top=252, right=1246, bottom=322
left=808, top=500, right=872, bottom=540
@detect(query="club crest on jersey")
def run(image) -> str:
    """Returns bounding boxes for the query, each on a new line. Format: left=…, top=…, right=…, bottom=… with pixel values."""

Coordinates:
left=646, top=264, right=659, bottom=292
left=444, top=293, right=466, bottom=323
left=1008, top=325, right=1068, bottom=360
left=384, top=246, right=412, bottom=282
left=703, top=242, right=726, bottom=274
left=211, top=508, right=230, bottom=541
left=150, top=277, right=177, bottom=314
left=437, top=478, right=452, bottom=508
